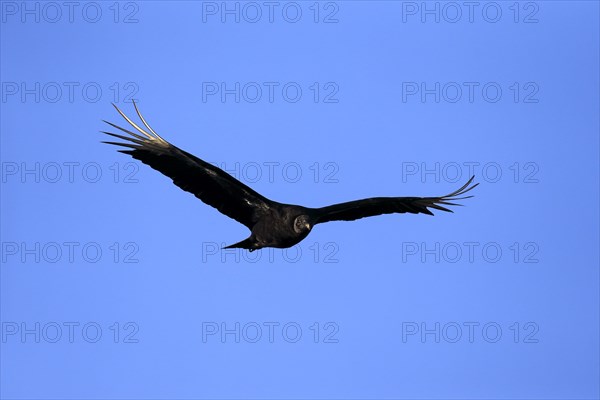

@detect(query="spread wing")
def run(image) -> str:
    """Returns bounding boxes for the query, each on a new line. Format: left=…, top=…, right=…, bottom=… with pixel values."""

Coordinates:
left=313, top=177, right=478, bottom=224
left=101, top=102, right=273, bottom=230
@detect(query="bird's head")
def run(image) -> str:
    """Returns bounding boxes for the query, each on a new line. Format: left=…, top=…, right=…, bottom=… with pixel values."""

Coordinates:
left=293, top=215, right=312, bottom=234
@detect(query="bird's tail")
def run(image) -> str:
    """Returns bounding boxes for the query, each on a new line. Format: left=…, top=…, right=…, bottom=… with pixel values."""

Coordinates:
left=223, top=238, right=258, bottom=252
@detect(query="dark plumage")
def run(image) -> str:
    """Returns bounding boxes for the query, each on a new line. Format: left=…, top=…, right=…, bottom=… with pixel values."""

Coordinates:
left=102, top=103, right=478, bottom=251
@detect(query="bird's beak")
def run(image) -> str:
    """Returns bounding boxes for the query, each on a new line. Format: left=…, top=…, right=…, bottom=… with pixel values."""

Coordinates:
left=305, top=223, right=311, bottom=230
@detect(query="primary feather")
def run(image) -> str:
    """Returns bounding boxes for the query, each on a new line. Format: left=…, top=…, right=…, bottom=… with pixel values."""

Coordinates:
left=102, top=102, right=272, bottom=230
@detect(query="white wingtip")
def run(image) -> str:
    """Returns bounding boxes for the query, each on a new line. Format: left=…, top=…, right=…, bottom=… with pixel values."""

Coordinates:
left=132, top=100, right=167, bottom=143
left=112, top=102, right=165, bottom=143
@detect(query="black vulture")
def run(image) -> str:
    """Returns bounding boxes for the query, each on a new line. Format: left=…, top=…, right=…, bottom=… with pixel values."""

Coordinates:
left=102, top=103, right=478, bottom=251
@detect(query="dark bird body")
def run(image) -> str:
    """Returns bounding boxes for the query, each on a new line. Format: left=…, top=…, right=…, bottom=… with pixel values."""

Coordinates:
left=102, top=103, right=478, bottom=251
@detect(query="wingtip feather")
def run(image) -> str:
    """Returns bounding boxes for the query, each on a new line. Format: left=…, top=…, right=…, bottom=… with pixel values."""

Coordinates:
left=132, top=101, right=167, bottom=142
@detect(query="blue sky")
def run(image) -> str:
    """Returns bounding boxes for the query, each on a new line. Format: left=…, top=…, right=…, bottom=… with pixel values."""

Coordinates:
left=1, top=1, right=599, bottom=399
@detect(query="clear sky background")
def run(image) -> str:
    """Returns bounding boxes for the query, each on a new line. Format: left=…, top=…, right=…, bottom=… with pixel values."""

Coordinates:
left=1, top=1, right=599, bottom=399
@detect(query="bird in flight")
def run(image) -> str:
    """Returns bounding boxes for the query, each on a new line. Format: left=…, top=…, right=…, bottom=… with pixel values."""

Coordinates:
left=102, top=102, right=478, bottom=251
